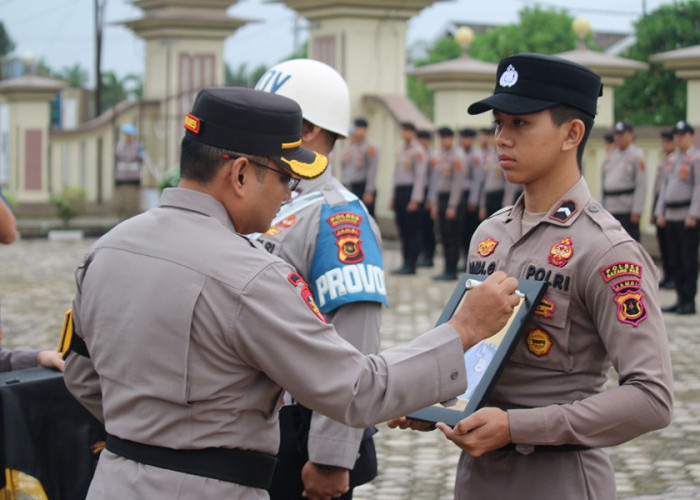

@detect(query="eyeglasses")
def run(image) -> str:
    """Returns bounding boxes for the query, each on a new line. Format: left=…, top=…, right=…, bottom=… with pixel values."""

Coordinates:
left=223, top=154, right=300, bottom=191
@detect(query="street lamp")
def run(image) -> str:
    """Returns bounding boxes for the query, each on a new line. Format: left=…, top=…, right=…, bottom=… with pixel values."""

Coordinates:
left=454, top=26, right=474, bottom=58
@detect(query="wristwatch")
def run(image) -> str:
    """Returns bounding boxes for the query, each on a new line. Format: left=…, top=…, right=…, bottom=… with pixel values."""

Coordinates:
left=313, top=463, right=340, bottom=474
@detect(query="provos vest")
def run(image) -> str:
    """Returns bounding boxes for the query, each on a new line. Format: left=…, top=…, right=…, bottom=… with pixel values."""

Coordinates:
left=310, top=199, right=388, bottom=313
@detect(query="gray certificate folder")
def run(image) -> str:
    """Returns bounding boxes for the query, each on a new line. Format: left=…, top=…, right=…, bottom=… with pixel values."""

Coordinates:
left=408, top=274, right=548, bottom=427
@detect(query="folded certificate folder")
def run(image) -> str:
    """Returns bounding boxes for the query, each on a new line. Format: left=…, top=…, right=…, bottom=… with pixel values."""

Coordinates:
left=408, top=274, right=548, bottom=427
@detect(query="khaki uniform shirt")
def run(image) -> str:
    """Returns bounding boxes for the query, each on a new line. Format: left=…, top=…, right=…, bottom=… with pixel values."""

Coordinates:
left=458, top=178, right=673, bottom=500
left=428, top=148, right=466, bottom=208
left=462, top=148, right=484, bottom=206
left=393, top=139, right=428, bottom=203
left=655, top=146, right=700, bottom=222
left=480, top=145, right=504, bottom=198
left=340, top=139, right=379, bottom=193
left=256, top=172, right=384, bottom=469
left=652, top=151, right=674, bottom=216
left=64, top=188, right=467, bottom=499
left=601, top=145, right=647, bottom=215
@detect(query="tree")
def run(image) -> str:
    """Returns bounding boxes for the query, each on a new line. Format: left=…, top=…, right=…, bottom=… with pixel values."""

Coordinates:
left=615, top=1, right=700, bottom=125
left=225, top=62, right=268, bottom=87
left=100, top=71, right=142, bottom=111
left=408, top=5, right=579, bottom=118
left=58, top=64, right=90, bottom=88
left=0, top=21, right=15, bottom=58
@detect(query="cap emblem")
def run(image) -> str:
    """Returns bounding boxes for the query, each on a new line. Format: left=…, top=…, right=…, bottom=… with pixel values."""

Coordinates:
left=677, top=120, right=686, bottom=129
left=499, top=64, right=519, bottom=88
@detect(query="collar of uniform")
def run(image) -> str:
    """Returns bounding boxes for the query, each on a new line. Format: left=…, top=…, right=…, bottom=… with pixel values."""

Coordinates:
left=504, top=176, right=590, bottom=228
left=159, top=187, right=237, bottom=233
left=295, top=168, right=338, bottom=196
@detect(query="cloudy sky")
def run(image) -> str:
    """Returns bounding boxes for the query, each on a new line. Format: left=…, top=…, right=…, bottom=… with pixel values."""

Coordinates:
left=0, top=0, right=674, bottom=86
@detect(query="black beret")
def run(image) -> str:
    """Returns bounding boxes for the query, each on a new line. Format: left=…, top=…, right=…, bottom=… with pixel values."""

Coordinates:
left=468, top=53, right=602, bottom=118
left=184, top=87, right=327, bottom=179
left=674, top=120, right=694, bottom=135
left=354, top=118, right=369, bottom=128
left=614, top=121, right=634, bottom=133
left=660, top=130, right=674, bottom=140
left=459, top=128, right=477, bottom=137
left=437, top=126, right=454, bottom=137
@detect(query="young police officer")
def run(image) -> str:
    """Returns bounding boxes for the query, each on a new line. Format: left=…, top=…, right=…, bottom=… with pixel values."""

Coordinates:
left=435, top=53, right=673, bottom=499
left=64, top=86, right=521, bottom=500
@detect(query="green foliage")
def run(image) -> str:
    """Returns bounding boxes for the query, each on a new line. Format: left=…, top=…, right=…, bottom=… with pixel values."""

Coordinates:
left=408, top=5, right=578, bottom=116
left=0, top=22, right=15, bottom=58
left=50, top=186, right=87, bottom=228
left=615, top=0, right=700, bottom=125
left=57, top=63, right=89, bottom=88
left=100, top=71, right=142, bottom=110
left=469, top=5, right=577, bottom=62
left=158, top=170, right=181, bottom=192
left=225, top=62, right=269, bottom=88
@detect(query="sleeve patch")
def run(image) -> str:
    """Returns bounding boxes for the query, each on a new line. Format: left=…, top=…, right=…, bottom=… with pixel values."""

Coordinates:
left=600, top=262, right=647, bottom=326
left=287, top=272, right=326, bottom=323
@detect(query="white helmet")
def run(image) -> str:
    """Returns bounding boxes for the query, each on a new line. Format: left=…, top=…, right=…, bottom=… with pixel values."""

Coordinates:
left=255, top=59, right=350, bottom=138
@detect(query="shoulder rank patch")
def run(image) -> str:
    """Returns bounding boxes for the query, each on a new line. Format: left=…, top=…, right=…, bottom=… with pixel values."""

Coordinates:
left=287, top=272, right=326, bottom=323
left=550, top=200, right=576, bottom=223
left=548, top=237, right=573, bottom=268
left=477, top=237, right=498, bottom=257
left=526, top=328, right=552, bottom=357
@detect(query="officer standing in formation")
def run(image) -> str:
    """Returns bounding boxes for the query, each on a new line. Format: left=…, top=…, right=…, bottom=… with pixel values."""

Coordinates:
left=416, top=129, right=437, bottom=268
left=392, top=53, right=673, bottom=500
left=255, top=59, right=381, bottom=500
left=340, top=117, right=379, bottom=217
left=457, top=128, right=483, bottom=263
left=428, top=127, right=466, bottom=280
left=651, top=129, right=676, bottom=290
left=656, top=120, right=700, bottom=315
left=63, top=86, right=521, bottom=500
left=477, top=127, right=504, bottom=220
left=390, top=122, right=428, bottom=275
left=601, top=121, right=647, bottom=241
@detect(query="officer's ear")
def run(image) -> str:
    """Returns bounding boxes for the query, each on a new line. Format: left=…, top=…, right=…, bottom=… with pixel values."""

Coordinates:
left=227, top=156, right=251, bottom=196
left=561, top=118, right=585, bottom=154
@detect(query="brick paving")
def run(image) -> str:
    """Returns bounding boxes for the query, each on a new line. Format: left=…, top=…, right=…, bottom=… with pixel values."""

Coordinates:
left=1, top=236, right=699, bottom=499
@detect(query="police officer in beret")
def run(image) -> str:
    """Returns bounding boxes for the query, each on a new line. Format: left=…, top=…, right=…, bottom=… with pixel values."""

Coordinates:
left=394, top=53, right=673, bottom=500
left=651, top=130, right=676, bottom=290
left=63, top=86, right=522, bottom=500
left=601, top=121, right=647, bottom=241
left=390, top=122, right=429, bottom=275
left=340, top=117, right=379, bottom=217
left=416, top=128, right=437, bottom=268
left=428, top=127, right=465, bottom=280
left=656, top=120, right=700, bottom=315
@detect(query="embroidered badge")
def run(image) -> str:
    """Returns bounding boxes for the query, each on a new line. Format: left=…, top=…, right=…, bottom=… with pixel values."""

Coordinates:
left=277, top=215, right=296, bottom=230
left=534, top=296, right=556, bottom=319
left=548, top=237, right=573, bottom=268
left=526, top=328, right=552, bottom=357
left=334, top=227, right=364, bottom=264
left=183, top=113, right=200, bottom=134
left=477, top=237, right=498, bottom=257
left=499, top=64, right=519, bottom=87
left=327, top=212, right=362, bottom=228
left=550, top=200, right=576, bottom=223
left=288, top=272, right=326, bottom=322
left=614, top=289, right=648, bottom=327
left=600, top=262, right=642, bottom=283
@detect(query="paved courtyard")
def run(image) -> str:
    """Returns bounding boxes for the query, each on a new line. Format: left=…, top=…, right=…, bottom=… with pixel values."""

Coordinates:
left=1, top=236, right=699, bottom=499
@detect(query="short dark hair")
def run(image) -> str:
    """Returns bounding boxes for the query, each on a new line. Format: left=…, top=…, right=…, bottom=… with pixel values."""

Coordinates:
left=180, top=135, right=267, bottom=184
left=401, top=121, right=416, bottom=131
left=549, top=104, right=593, bottom=169
left=604, top=133, right=614, bottom=144
left=417, top=129, right=432, bottom=140
left=660, top=130, right=674, bottom=141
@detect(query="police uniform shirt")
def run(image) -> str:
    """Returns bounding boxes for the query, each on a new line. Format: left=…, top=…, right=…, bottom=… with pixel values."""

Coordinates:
left=393, top=139, right=428, bottom=202
left=341, top=139, right=379, bottom=193
left=256, top=171, right=385, bottom=469
left=655, top=146, right=700, bottom=222
left=428, top=148, right=466, bottom=208
left=601, top=144, right=647, bottom=215
left=464, top=148, right=485, bottom=207
left=458, top=177, right=673, bottom=499
left=63, top=188, right=465, bottom=500
left=652, top=150, right=674, bottom=214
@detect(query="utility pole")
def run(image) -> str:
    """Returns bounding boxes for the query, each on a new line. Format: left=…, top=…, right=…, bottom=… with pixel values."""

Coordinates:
left=94, top=0, right=107, bottom=117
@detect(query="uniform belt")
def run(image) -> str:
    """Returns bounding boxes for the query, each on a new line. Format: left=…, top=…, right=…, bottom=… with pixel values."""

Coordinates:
left=498, top=443, right=591, bottom=453
left=603, top=188, right=635, bottom=196
left=666, top=199, right=691, bottom=208
left=105, top=434, right=277, bottom=489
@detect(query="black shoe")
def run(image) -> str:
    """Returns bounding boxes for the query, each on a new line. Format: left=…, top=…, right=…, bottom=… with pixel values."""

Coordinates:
left=432, top=272, right=458, bottom=281
left=391, top=266, right=416, bottom=275
left=416, top=257, right=434, bottom=268
left=661, top=303, right=679, bottom=313
left=677, top=303, right=696, bottom=315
